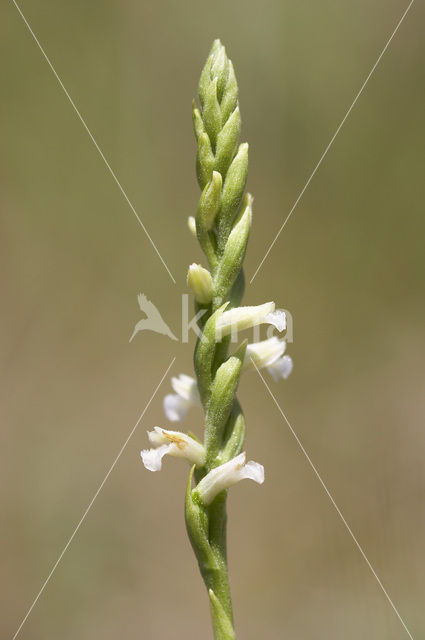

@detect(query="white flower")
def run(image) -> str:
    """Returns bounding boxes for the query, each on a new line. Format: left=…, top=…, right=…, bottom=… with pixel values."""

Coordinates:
left=267, top=355, right=293, bottom=381
left=243, top=336, right=287, bottom=372
left=141, top=427, right=206, bottom=472
left=187, top=216, right=197, bottom=237
left=163, top=373, right=201, bottom=422
left=215, top=302, right=286, bottom=339
left=187, top=263, right=213, bottom=304
left=193, top=452, right=264, bottom=505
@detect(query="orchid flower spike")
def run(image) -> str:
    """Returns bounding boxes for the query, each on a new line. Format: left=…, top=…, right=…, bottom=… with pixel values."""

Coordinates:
left=139, top=40, right=295, bottom=639
left=141, top=427, right=206, bottom=472
left=215, top=302, right=286, bottom=340
left=163, top=373, right=201, bottom=422
left=193, top=452, right=264, bottom=505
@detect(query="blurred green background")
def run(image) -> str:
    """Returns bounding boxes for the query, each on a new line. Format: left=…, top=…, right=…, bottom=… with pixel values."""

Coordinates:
left=1, top=1, right=424, bottom=638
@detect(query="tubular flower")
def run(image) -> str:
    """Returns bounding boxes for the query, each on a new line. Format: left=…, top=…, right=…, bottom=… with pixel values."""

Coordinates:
left=163, top=373, right=201, bottom=422
left=215, top=302, right=286, bottom=339
left=141, top=427, right=206, bottom=472
left=193, top=452, right=264, bottom=506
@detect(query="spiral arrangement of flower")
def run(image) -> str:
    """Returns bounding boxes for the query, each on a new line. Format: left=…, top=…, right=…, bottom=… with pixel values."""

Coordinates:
left=141, top=40, right=292, bottom=639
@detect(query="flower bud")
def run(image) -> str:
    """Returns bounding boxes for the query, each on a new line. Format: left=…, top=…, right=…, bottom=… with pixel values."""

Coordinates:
left=192, top=102, right=205, bottom=140
left=205, top=354, right=244, bottom=458
left=187, top=216, right=197, bottom=237
left=196, top=132, right=214, bottom=189
left=187, top=263, right=213, bottom=305
left=197, top=171, right=222, bottom=230
left=198, top=40, right=221, bottom=108
left=218, top=143, right=248, bottom=242
left=210, top=42, right=229, bottom=101
left=194, top=303, right=229, bottom=404
left=220, top=60, right=238, bottom=122
left=203, top=77, right=222, bottom=150
left=214, top=106, right=241, bottom=176
left=214, top=193, right=252, bottom=299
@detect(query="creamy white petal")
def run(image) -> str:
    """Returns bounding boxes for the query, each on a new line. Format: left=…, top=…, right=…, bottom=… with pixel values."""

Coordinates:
left=244, top=337, right=286, bottom=371
left=187, top=216, right=197, bottom=237
left=265, top=310, right=286, bottom=332
left=163, top=393, right=193, bottom=421
left=267, top=355, right=293, bottom=381
left=146, top=427, right=206, bottom=467
left=164, top=374, right=200, bottom=421
left=194, top=452, right=264, bottom=505
left=141, top=444, right=170, bottom=472
left=215, top=302, right=277, bottom=338
left=187, top=264, right=213, bottom=304
left=242, top=460, right=265, bottom=483
left=171, top=374, right=200, bottom=402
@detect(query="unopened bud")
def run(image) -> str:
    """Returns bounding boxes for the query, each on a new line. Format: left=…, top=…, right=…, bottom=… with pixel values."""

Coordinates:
left=203, top=77, right=222, bottom=150
left=210, top=42, right=228, bottom=102
left=214, top=106, right=241, bottom=176
left=197, top=170, right=222, bottom=230
left=220, top=60, right=238, bottom=122
left=220, top=142, right=249, bottom=225
left=187, top=216, right=197, bottom=237
left=196, top=132, right=214, bottom=189
left=187, top=263, right=213, bottom=304
left=214, top=193, right=252, bottom=298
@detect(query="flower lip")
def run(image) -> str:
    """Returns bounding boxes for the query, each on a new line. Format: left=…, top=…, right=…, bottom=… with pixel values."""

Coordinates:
left=163, top=394, right=191, bottom=422
left=244, top=336, right=286, bottom=371
left=171, top=374, right=199, bottom=401
left=265, top=310, right=286, bottom=332
left=141, top=445, right=169, bottom=472
left=141, top=427, right=206, bottom=472
left=163, top=374, right=200, bottom=422
left=267, top=354, right=293, bottom=381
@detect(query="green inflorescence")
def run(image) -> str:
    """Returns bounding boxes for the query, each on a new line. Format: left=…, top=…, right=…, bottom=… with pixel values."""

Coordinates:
left=185, top=40, right=252, bottom=640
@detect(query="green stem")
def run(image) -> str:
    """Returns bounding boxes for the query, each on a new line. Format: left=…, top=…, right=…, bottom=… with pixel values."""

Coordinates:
left=207, top=494, right=233, bottom=619
left=207, top=496, right=234, bottom=639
